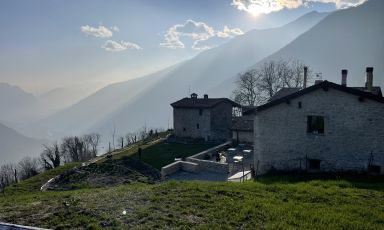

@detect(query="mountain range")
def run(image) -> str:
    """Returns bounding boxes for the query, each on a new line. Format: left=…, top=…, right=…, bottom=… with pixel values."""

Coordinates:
left=1, top=0, right=383, bottom=157
left=34, top=10, right=329, bottom=140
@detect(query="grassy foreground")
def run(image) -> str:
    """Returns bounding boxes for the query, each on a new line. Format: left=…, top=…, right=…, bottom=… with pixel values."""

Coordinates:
left=0, top=170, right=383, bottom=229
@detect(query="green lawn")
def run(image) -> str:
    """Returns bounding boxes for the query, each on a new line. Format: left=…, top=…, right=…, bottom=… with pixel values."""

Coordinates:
left=1, top=177, right=383, bottom=229
left=131, top=141, right=219, bottom=170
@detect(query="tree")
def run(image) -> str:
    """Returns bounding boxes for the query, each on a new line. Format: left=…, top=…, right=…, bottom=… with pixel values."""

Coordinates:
left=0, top=163, right=17, bottom=188
left=83, top=133, right=101, bottom=157
left=233, top=59, right=311, bottom=106
left=18, top=157, right=39, bottom=180
left=118, top=136, right=124, bottom=149
left=40, top=143, right=61, bottom=170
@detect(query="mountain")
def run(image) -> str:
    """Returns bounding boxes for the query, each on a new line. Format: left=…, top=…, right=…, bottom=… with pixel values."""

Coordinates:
left=37, top=11, right=327, bottom=139
left=0, top=83, right=43, bottom=123
left=38, top=83, right=104, bottom=114
left=0, top=122, right=44, bottom=166
left=250, top=0, right=384, bottom=89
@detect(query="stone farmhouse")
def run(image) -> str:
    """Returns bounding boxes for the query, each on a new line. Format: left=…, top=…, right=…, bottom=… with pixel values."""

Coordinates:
left=248, top=67, right=384, bottom=174
left=171, top=93, right=241, bottom=141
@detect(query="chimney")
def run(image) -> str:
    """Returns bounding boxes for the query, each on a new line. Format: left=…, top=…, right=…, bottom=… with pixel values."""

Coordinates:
left=303, top=66, right=308, bottom=88
left=365, top=67, right=373, bottom=92
left=204, top=94, right=208, bottom=99
left=341, top=69, right=348, bottom=86
left=191, top=93, right=198, bottom=99
left=314, top=73, right=323, bottom=85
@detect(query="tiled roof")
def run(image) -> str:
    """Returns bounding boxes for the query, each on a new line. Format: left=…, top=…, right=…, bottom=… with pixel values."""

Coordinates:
left=171, top=98, right=240, bottom=108
left=244, top=81, right=384, bottom=114
left=269, top=88, right=301, bottom=102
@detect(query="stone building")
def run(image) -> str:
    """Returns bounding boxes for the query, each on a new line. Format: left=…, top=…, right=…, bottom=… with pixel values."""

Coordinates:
left=250, top=68, right=384, bottom=174
left=232, top=115, right=254, bottom=144
left=171, top=93, right=240, bottom=141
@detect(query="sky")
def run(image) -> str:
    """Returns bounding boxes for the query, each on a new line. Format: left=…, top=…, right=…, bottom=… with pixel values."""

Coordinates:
left=0, top=0, right=367, bottom=94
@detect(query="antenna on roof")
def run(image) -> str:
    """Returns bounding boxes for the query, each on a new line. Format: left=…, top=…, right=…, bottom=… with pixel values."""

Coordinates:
left=188, top=84, right=191, bottom=96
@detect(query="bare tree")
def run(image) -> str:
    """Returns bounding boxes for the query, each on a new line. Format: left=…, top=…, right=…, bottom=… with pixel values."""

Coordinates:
left=118, top=136, right=124, bottom=149
left=0, top=163, right=17, bottom=188
left=233, top=59, right=311, bottom=106
left=18, top=157, right=39, bottom=180
left=125, top=133, right=136, bottom=146
left=40, top=143, right=61, bottom=170
left=83, top=133, right=100, bottom=157
left=233, top=69, right=261, bottom=107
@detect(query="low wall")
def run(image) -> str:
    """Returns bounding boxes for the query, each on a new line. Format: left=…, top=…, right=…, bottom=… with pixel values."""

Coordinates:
left=161, top=161, right=199, bottom=177
left=188, top=141, right=231, bottom=160
left=186, top=141, right=231, bottom=174
left=161, top=141, right=232, bottom=177
left=186, top=158, right=229, bottom=174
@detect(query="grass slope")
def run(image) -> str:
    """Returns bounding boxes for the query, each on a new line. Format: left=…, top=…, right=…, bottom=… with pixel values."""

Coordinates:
left=132, top=141, right=218, bottom=170
left=1, top=174, right=383, bottom=229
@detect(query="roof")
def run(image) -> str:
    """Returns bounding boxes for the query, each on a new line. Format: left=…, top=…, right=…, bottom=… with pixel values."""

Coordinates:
left=232, top=116, right=254, bottom=131
left=269, top=88, right=301, bottom=102
left=171, top=97, right=241, bottom=109
left=351, top=87, right=382, bottom=97
left=245, top=81, right=384, bottom=114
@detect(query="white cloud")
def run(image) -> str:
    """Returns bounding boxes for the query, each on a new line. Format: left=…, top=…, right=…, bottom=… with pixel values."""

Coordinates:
left=80, top=25, right=113, bottom=38
left=231, top=0, right=368, bottom=15
left=160, top=20, right=215, bottom=49
left=102, top=40, right=142, bottom=52
left=217, top=26, right=244, bottom=38
left=160, top=20, right=243, bottom=50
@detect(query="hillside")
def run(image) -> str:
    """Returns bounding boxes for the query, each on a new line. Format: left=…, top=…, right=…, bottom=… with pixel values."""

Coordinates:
left=209, top=0, right=384, bottom=96
left=0, top=83, right=42, bottom=123
left=1, top=164, right=383, bottom=229
left=36, top=11, right=326, bottom=139
left=253, top=0, right=384, bottom=88
left=0, top=122, right=44, bottom=166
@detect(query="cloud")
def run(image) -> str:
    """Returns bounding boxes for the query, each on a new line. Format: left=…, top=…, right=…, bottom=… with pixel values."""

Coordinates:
left=217, top=26, right=244, bottom=38
left=231, top=0, right=368, bottom=15
left=102, top=40, right=142, bottom=52
left=160, top=20, right=243, bottom=50
left=160, top=20, right=215, bottom=49
left=80, top=25, right=113, bottom=38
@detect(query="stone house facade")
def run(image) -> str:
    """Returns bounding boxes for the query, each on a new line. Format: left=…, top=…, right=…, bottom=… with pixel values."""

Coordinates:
left=171, top=93, right=240, bottom=141
left=251, top=79, right=384, bottom=175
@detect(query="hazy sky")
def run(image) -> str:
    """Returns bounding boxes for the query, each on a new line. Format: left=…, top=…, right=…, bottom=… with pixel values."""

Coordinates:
left=0, top=0, right=365, bottom=93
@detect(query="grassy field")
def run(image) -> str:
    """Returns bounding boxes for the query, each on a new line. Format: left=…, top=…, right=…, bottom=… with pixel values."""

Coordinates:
left=1, top=139, right=383, bottom=229
left=1, top=168, right=383, bottom=229
left=131, top=141, right=218, bottom=170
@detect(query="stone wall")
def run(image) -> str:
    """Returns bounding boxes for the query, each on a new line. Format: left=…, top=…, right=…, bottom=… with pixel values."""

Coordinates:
left=210, top=102, right=233, bottom=140
left=254, top=88, right=384, bottom=174
left=173, top=108, right=211, bottom=139
left=173, top=101, right=233, bottom=141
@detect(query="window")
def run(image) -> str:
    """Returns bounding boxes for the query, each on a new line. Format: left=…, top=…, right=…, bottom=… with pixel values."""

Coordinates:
left=183, top=127, right=186, bottom=132
left=298, top=101, right=302, bottom=109
left=199, top=109, right=203, bottom=116
left=196, top=123, right=200, bottom=129
left=308, top=159, right=321, bottom=170
left=307, top=116, right=324, bottom=134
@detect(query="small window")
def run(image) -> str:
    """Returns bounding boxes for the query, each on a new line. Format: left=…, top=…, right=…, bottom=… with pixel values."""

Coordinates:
left=183, top=127, right=186, bottom=132
left=308, top=159, right=321, bottom=170
left=307, top=116, right=324, bottom=134
left=298, top=101, right=302, bottom=108
left=196, top=123, right=200, bottom=129
left=199, top=109, right=203, bottom=116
